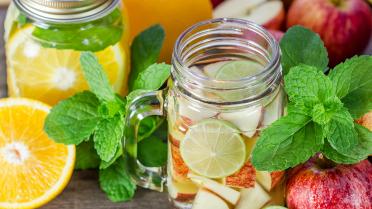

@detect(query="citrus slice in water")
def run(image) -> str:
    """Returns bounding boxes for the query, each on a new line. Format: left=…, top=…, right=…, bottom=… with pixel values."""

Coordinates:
left=0, top=98, right=75, bottom=209
left=215, top=60, right=263, bottom=80
left=180, top=119, right=246, bottom=178
left=6, top=25, right=127, bottom=105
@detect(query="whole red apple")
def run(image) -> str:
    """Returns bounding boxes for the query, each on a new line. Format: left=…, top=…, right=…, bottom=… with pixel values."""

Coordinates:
left=287, top=0, right=372, bottom=66
left=211, top=0, right=224, bottom=8
left=286, top=157, right=372, bottom=209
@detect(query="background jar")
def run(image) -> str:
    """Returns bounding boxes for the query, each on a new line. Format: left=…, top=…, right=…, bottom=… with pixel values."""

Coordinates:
left=4, top=0, right=130, bottom=105
left=124, top=18, right=286, bottom=209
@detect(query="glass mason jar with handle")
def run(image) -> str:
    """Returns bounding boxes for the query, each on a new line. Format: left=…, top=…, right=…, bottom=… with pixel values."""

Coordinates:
left=4, top=0, right=130, bottom=105
left=124, top=18, right=286, bottom=209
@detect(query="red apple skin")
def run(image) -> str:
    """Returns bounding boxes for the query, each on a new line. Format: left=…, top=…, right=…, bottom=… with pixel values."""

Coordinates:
left=264, top=6, right=286, bottom=30
left=268, top=29, right=285, bottom=42
left=286, top=159, right=372, bottom=209
left=211, top=0, right=224, bottom=8
left=287, top=0, right=372, bottom=66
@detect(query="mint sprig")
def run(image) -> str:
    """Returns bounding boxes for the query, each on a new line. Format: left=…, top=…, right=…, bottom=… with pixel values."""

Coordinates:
left=44, top=25, right=169, bottom=202
left=252, top=26, right=372, bottom=171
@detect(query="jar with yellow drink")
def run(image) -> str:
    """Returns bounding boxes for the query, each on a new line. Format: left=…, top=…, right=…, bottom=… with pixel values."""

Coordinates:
left=4, top=0, right=130, bottom=105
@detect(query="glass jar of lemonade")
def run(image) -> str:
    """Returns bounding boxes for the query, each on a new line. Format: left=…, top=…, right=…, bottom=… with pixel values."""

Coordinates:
left=124, top=19, right=286, bottom=209
left=4, top=0, right=130, bottom=105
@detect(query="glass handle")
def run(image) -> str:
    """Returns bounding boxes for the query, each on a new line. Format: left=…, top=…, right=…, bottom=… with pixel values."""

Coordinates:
left=123, top=90, right=167, bottom=192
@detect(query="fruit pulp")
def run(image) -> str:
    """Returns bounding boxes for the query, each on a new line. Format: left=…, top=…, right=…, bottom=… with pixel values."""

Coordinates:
left=4, top=5, right=130, bottom=105
left=166, top=60, right=286, bottom=209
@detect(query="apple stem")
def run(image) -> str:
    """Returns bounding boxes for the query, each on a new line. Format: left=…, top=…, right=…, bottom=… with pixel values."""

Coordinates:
left=316, top=154, right=336, bottom=169
left=329, top=0, right=343, bottom=7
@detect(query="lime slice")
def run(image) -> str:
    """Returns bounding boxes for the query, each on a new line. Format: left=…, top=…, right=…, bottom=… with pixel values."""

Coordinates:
left=215, top=60, right=263, bottom=80
left=180, top=119, right=246, bottom=178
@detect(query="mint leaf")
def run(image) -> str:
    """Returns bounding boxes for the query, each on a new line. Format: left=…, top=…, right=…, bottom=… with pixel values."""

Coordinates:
left=284, top=65, right=335, bottom=105
left=132, top=63, right=171, bottom=91
left=32, top=9, right=123, bottom=52
left=98, top=95, right=126, bottom=119
left=44, top=91, right=100, bottom=145
left=80, top=52, right=116, bottom=101
left=100, top=144, right=123, bottom=170
left=75, top=140, right=100, bottom=170
left=252, top=113, right=323, bottom=171
left=325, top=108, right=358, bottom=154
left=99, top=157, right=136, bottom=202
left=94, top=114, right=125, bottom=162
left=138, top=137, right=167, bottom=167
left=138, top=117, right=164, bottom=142
left=280, top=26, right=328, bottom=75
left=354, top=123, right=372, bottom=154
left=129, top=25, right=165, bottom=90
left=329, top=56, right=372, bottom=118
left=17, top=13, right=27, bottom=26
left=322, top=141, right=361, bottom=164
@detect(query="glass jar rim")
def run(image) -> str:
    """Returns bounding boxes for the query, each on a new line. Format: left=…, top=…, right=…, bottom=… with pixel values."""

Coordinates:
left=172, top=18, right=281, bottom=88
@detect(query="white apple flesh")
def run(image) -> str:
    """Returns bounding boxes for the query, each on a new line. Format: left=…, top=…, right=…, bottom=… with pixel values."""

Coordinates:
left=262, top=89, right=284, bottom=128
left=218, top=105, right=263, bottom=138
left=192, top=189, right=230, bottom=209
left=214, top=0, right=285, bottom=30
left=188, top=173, right=241, bottom=205
left=235, top=182, right=271, bottom=209
left=256, top=170, right=285, bottom=191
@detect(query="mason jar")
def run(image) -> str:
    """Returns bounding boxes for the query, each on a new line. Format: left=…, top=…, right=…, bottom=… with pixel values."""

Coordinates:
left=4, top=0, right=130, bottom=105
left=124, top=18, right=286, bottom=209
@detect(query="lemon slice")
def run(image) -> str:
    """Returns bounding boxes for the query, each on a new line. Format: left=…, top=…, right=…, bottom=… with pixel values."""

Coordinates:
left=0, top=98, right=75, bottom=209
left=215, top=60, right=263, bottom=80
left=6, top=25, right=128, bottom=105
left=180, top=119, right=246, bottom=178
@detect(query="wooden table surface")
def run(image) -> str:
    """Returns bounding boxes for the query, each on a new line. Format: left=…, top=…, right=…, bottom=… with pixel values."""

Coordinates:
left=0, top=7, right=169, bottom=209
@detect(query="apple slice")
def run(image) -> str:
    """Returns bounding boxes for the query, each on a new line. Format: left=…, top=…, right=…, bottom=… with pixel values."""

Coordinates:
left=242, top=1, right=285, bottom=30
left=170, top=142, right=189, bottom=180
left=262, top=89, right=284, bottom=127
left=218, top=105, right=263, bottom=137
left=178, top=97, right=218, bottom=124
left=214, top=0, right=266, bottom=18
left=192, top=189, right=230, bottom=209
left=168, top=177, right=198, bottom=202
left=356, top=111, right=372, bottom=131
left=256, top=171, right=285, bottom=191
left=188, top=173, right=241, bottom=205
left=264, top=181, right=286, bottom=207
left=235, top=182, right=271, bottom=209
left=223, top=160, right=256, bottom=189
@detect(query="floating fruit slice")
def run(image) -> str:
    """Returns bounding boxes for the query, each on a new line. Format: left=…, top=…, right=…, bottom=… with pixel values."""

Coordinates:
left=180, top=119, right=246, bottom=178
left=170, top=139, right=189, bottom=180
left=168, top=177, right=198, bottom=202
left=0, top=98, right=75, bottom=209
left=223, top=160, right=256, bottom=189
left=215, top=60, right=263, bottom=80
left=188, top=173, right=241, bottom=205
left=236, top=183, right=271, bottom=209
left=192, top=189, right=230, bottom=209
left=6, top=26, right=127, bottom=105
left=256, top=171, right=285, bottom=191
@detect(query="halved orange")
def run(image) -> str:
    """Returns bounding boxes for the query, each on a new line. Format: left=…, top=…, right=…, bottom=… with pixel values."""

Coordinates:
left=0, top=98, right=75, bottom=209
left=6, top=25, right=128, bottom=105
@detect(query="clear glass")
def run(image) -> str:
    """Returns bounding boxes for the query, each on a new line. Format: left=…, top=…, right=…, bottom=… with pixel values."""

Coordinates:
left=4, top=2, right=130, bottom=105
left=124, top=18, right=285, bottom=209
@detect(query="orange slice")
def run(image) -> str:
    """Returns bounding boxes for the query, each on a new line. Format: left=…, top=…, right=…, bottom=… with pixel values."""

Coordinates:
left=0, top=98, right=75, bottom=208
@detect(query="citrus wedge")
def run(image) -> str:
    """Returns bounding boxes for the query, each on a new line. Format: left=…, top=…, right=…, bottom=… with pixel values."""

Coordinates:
left=6, top=25, right=127, bottom=105
left=180, top=119, right=246, bottom=178
left=0, top=98, right=75, bottom=209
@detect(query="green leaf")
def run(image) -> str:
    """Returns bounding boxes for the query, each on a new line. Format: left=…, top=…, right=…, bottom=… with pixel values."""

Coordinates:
left=98, top=95, right=126, bottom=119
left=32, top=8, right=123, bottom=52
left=100, top=142, right=123, bottom=170
left=94, top=114, right=125, bottom=162
left=252, top=113, right=323, bottom=171
left=280, top=26, right=328, bottom=75
left=138, top=116, right=164, bottom=142
left=284, top=65, right=335, bottom=105
left=138, top=137, right=168, bottom=167
left=325, top=108, right=358, bottom=154
left=75, top=140, right=100, bottom=170
left=132, top=63, right=171, bottom=91
left=99, top=157, right=136, bottom=202
left=354, top=123, right=372, bottom=155
left=322, top=140, right=363, bottom=164
left=328, top=56, right=372, bottom=118
left=129, top=25, right=165, bottom=90
left=17, top=13, right=27, bottom=26
left=80, top=52, right=115, bottom=101
left=44, top=91, right=100, bottom=145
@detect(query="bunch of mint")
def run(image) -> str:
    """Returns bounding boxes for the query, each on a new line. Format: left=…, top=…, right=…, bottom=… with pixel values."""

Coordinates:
left=252, top=26, right=372, bottom=171
left=44, top=25, right=170, bottom=202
